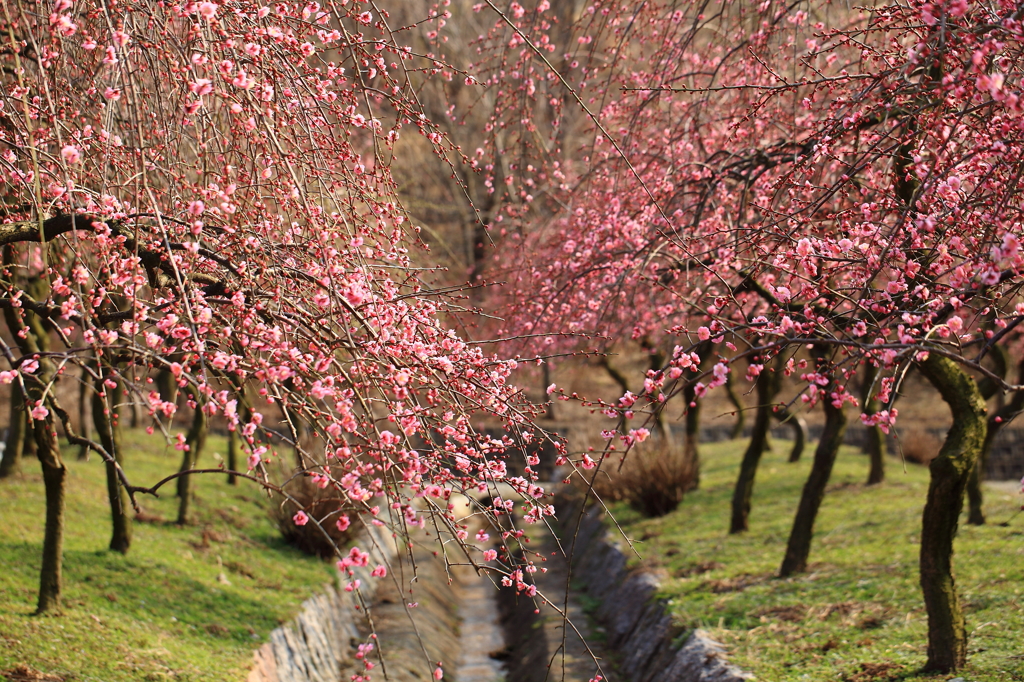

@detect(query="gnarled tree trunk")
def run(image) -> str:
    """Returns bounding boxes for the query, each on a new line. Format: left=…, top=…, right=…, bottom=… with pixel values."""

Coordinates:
left=917, top=352, right=987, bottom=673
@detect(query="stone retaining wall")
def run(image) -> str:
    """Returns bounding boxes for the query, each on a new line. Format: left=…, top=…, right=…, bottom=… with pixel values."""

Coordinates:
left=253, top=492, right=753, bottom=682
left=557, top=494, right=752, bottom=682
left=246, top=523, right=398, bottom=682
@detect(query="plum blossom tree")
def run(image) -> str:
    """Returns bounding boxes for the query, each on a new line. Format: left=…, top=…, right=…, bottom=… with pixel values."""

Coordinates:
left=474, top=0, right=1024, bottom=672
left=0, top=0, right=555, bottom=647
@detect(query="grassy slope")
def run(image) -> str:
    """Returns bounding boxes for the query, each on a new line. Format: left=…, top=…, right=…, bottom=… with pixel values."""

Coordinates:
left=607, top=440, right=1024, bottom=682
left=0, top=429, right=335, bottom=681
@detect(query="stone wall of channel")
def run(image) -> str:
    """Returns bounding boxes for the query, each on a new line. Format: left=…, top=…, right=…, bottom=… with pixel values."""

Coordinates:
left=501, top=493, right=753, bottom=679
left=246, top=523, right=398, bottom=682
left=555, top=494, right=752, bottom=682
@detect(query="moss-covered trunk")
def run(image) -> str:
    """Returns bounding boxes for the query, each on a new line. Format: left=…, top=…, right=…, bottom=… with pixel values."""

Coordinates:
left=861, top=363, right=886, bottom=485
left=966, top=429, right=994, bottom=526
left=730, top=363, right=779, bottom=534
left=94, top=366, right=131, bottom=553
left=917, top=352, right=987, bottom=673
left=779, top=383, right=847, bottom=576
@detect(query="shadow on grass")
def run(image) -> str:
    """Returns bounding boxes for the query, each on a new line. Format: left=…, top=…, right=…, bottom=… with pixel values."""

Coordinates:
left=0, top=541, right=296, bottom=642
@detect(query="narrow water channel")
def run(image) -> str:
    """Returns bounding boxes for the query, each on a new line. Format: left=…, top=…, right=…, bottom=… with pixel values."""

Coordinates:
left=345, top=488, right=616, bottom=682
left=454, top=565, right=506, bottom=682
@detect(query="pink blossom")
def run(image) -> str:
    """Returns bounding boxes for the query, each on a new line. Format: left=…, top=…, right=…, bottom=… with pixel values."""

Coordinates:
left=197, top=2, right=218, bottom=20
left=30, top=404, right=49, bottom=420
left=293, top=510, right=309, bottom=526
left=60, top=145, right=82, bottom=164
left=190, top=79, right=213, bottom=96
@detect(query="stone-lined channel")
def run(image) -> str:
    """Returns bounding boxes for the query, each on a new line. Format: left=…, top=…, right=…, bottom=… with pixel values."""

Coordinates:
left=250, top=488, right=749, bottom=682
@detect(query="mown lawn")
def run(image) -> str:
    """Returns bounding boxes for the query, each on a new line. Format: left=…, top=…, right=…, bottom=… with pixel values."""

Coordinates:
left=0, top=428, right=335, bottom=681
left=606, top=440, right=1024, bottom=681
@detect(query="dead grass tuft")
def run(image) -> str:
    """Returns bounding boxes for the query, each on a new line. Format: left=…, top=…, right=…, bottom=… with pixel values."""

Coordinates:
left=271, top=472, right=357, bottom=559
left=586, top=439, right=697, bottom=517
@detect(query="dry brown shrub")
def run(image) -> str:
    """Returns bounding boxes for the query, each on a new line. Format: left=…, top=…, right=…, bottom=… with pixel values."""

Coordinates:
left=587, top=440, right=697, bottom=517
left=271, top=472, right=357, bottom=559
left=896, top=428, right=942, bottom=465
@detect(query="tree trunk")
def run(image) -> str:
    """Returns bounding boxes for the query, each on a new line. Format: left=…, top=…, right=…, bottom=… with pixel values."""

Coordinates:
left=129, top=399, right=143, bottom=429
left=966, top=430, right=993, bottom=526
left=227, top=428, right=240, bottom=485
left=773, top=405, right=807, bottom=462
left=0, top=382, right=27, bottom=478
left=861, top=363, right=886, bottom=485
left=916, top=352, right=987, bottom=673
left=35, top=417, right=66, bottom=615
left=724, top=370, right=746, bottom=440
left=680, top=340, right=714, bottom=489
left=966, top=348, right=1016, bottom=525
left=683, top=392, right=701, bottom=489
left=542, top=362, right=555, bottom=421
left=2, top=253, right=65, bottom=613
left=780, top=384, right=847, bottom=576
left=177, top=389, right=208, bottom=525
left=94, top=367, right=131, bottom=553
left=157, top=368, right=178, bottom=406
left=730, top=364, right=780, bottom=534
left=226, top=371, right=250, bottom=485
left=76, top=364, right=91, bottom=460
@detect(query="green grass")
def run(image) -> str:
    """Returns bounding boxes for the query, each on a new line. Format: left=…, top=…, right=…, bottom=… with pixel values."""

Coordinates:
left=0, top=429, right=336, bottom=681
left=606, top=440, right=1024, bottom=682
